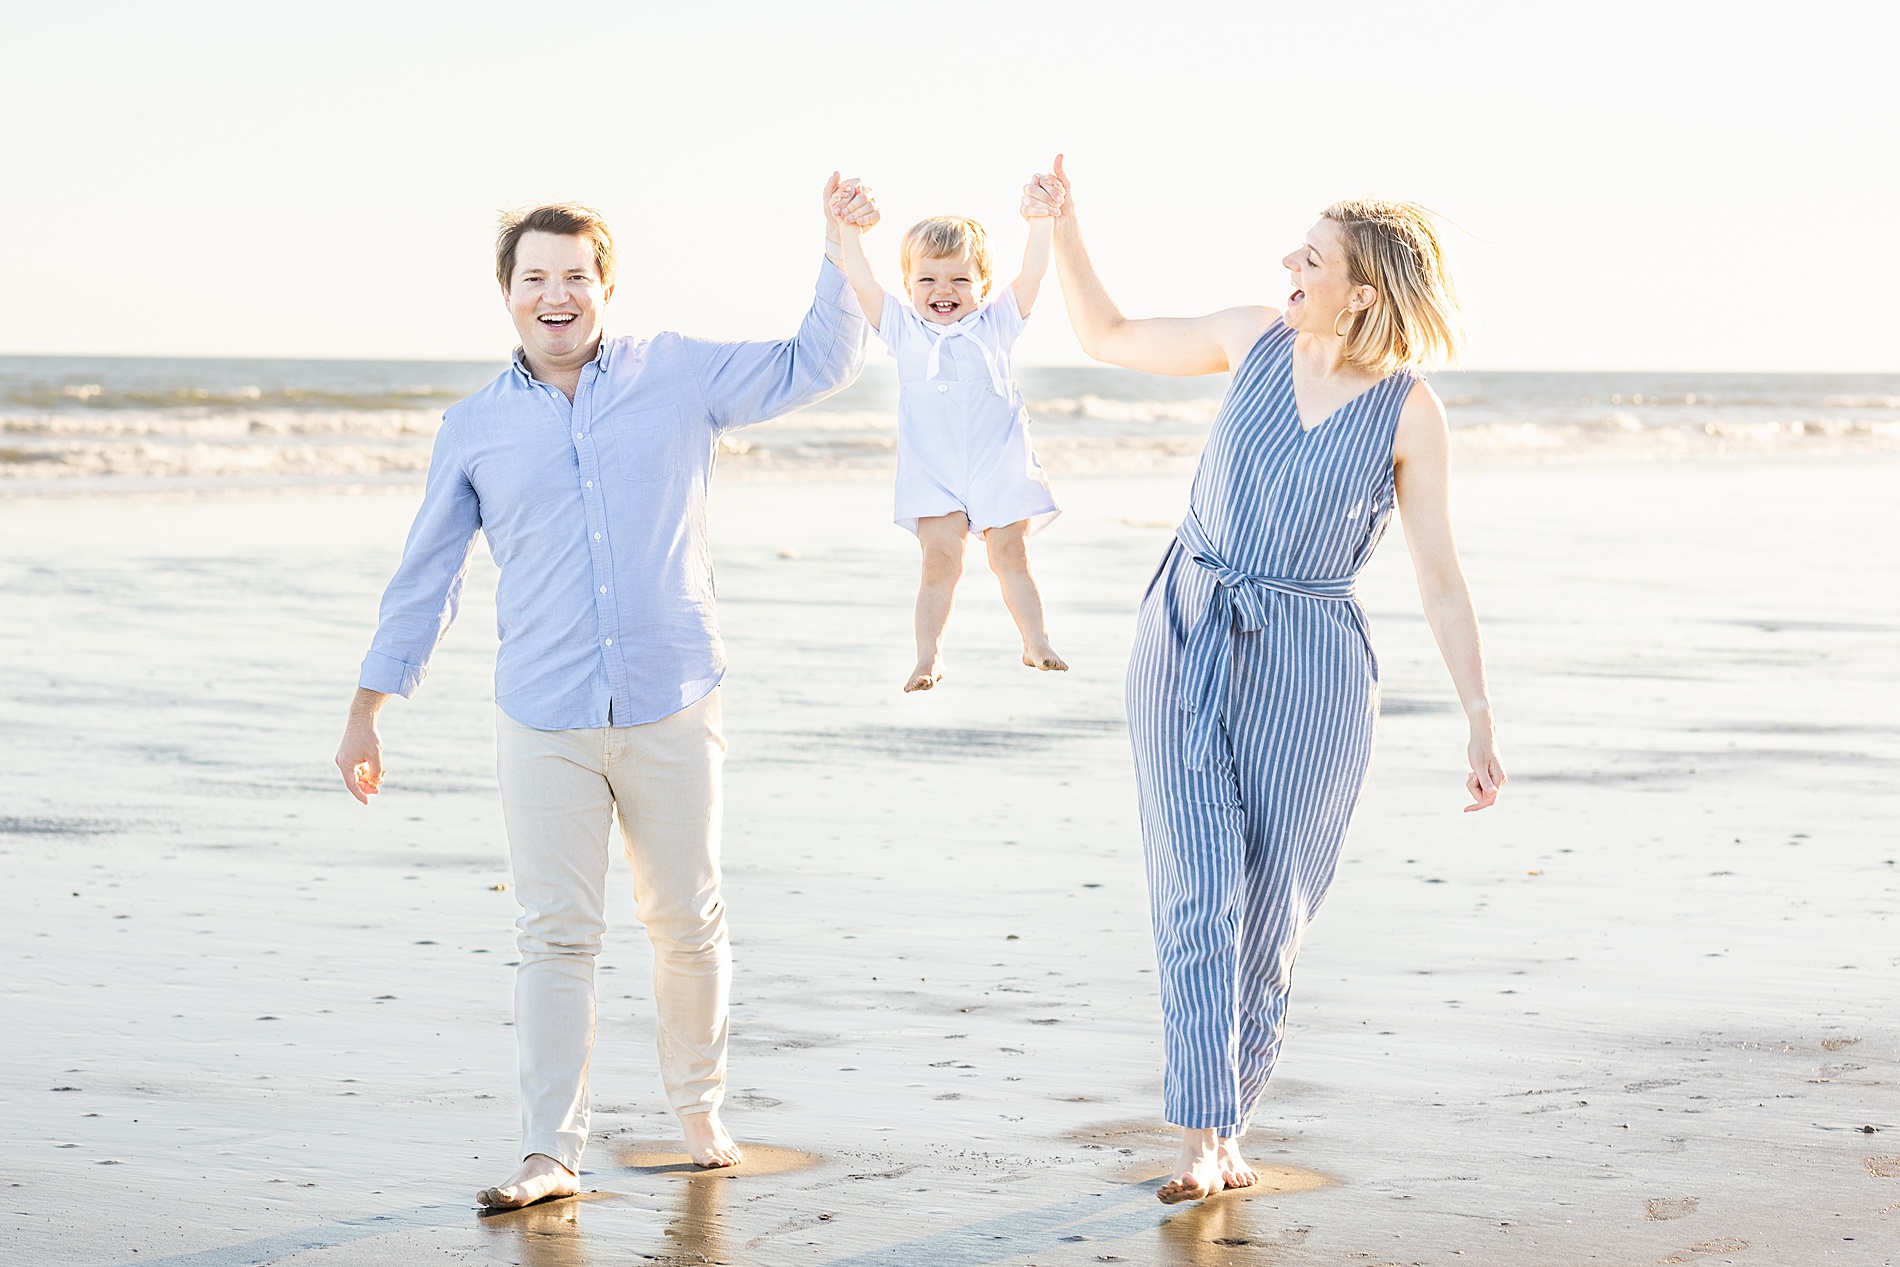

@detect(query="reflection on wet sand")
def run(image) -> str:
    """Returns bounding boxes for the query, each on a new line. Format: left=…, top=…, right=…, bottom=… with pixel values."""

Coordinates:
left=467, top=1126, right=1333, bottom=1266
left=477, top=1193, right=610, bottom=1267
left=479, top=1184, right=726, bottom=1267
left=477, top=1141, right=826, bottom=1266
left=1089, top=1123, right=1327, bottom=1267
left=1156, top=1194, right=1294, bottom=1266
left=624, top=1141, right=822, bottom=1263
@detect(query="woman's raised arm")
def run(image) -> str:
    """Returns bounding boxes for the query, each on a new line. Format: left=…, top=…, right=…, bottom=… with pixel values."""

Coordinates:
left=1030, top=155, right=1277, bottom=378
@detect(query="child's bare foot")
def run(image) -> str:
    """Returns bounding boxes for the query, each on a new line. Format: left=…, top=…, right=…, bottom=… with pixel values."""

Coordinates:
left=1157, top=1127, right=1225, bottom=1204
left=904, top=657, right=944, bottom=692
left=1021, top=642, right=1068, bottom=672
left=476, top=1153, right=578, bottom=1209
left=680, top=1108, right=744, bottom=1168
left=1217, top=1136, right=1258, bottom=1189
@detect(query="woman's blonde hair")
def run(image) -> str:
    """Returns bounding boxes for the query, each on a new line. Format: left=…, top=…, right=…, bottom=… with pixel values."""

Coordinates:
left=1322, top=198, right=1463, bottom=375
left=900, top=216, right=994, bottom=296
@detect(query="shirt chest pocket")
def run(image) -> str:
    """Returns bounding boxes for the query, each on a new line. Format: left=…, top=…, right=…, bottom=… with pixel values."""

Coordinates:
left=616, top=405, right=685, bottom=483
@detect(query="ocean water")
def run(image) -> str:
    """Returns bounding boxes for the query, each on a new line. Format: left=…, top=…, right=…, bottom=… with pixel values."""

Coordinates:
left=3, top=354, right=1898, bottom=491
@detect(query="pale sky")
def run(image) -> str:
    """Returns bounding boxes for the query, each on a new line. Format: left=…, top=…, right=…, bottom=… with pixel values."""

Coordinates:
left=5, top=1, right=1895, bottom=371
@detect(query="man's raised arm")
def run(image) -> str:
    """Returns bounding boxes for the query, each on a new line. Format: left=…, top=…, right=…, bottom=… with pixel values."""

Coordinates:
left=686, top=174, right=879, bottom=432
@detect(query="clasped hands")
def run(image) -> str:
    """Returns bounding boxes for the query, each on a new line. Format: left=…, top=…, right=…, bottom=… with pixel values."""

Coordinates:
left=824, top=172, right=880, bottom=234
left=823, top=155, right=1071, bottom=233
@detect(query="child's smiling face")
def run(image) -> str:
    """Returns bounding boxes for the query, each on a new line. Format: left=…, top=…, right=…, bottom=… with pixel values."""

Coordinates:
left=907, top=252, right=984, bottom=325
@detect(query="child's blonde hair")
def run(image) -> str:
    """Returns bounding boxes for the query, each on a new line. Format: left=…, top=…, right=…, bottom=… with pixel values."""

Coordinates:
left=1321, top=198, right=1464, bottom=374
left=900, top=217, right=994, bottom=297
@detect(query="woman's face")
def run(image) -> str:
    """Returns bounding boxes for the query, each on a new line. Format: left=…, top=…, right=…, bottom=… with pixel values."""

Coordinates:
left=1281, top=218, right=1366, bottom=336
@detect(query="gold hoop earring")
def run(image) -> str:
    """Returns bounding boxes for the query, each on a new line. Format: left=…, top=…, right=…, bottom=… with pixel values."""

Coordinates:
left=1333, top=307, right=1355, bottom=338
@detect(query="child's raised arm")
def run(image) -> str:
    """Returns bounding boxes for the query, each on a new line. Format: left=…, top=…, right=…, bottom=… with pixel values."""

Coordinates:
left=1010, top=173, right=1063, bottom=318
left=826, top=175, right=886, bottom=332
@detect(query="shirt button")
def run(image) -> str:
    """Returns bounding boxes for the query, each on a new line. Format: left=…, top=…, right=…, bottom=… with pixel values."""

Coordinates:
left=604, top=638, right=613, bottom=646
left=937, top=384, right=948, bottom=393
left=574, top=432, right=584, bottom=440
left=584, top=480, right=593, bottom=488
left=593, top=532, right=601, bottom=540
left=599, top=585, right=608, bottom=594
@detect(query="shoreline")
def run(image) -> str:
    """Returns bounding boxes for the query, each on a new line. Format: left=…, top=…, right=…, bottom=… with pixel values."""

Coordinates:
left=2, top=443, right=1897, bottom=501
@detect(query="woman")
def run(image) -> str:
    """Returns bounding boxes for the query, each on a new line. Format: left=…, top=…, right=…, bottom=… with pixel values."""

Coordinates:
left=1022, top=158, right=1506, bottom=1203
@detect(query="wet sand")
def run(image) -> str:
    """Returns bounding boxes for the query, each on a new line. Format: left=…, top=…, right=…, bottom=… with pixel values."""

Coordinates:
left=2, top=457, right=1897, bottom=1266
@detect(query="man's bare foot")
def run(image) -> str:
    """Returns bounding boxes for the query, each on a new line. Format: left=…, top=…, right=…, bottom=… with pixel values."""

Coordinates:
left=680, top=1108, right=744, bottom=1168
left=1021, top=642, right=1068, bottom=673
left=904, top=657, right=944, bottom=693
left=1157, top=1127, right=1224, bottom=1204
left=476, top=1153, right=578, bottom=1209
left=1217, top=1135, right=1258, bottom=1189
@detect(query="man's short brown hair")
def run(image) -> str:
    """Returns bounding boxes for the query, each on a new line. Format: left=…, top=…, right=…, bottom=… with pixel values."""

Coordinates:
left=495, top=204, right=617, bottom=291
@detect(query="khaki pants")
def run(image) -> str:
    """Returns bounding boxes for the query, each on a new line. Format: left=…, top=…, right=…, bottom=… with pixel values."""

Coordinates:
left=494, top=691, right=729, bottom=1170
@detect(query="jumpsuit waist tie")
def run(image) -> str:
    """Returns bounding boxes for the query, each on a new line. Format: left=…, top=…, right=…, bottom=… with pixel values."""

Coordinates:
left=1175, top=513, right=1357, bottom=771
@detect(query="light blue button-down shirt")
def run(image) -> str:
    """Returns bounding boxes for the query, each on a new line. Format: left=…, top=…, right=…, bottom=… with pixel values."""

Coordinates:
left=359, top=258, right=866, bottom=729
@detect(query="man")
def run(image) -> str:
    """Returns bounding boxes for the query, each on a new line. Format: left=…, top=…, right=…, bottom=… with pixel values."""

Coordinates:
left=334, top=177, right=877, bottom=1209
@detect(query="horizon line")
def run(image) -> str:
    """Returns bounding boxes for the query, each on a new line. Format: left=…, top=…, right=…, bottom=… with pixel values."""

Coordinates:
left=1, top=350, right=1896, bottom=378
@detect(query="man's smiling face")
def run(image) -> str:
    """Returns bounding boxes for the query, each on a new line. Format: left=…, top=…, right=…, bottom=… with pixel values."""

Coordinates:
left=505, top=231, right=614, bottom=366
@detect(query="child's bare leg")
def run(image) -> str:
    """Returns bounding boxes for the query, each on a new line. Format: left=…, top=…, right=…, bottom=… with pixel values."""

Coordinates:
left=907, top=512, right=968, bottom=692
left=983, top=520, right=1067, bottom=672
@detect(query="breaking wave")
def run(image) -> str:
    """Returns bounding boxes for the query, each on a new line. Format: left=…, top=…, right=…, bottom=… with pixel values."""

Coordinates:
left=5, top=357, right=1898, bottom=490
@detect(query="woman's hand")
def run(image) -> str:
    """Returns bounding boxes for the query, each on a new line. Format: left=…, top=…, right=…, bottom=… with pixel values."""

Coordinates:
left=1464, top=715, right=1506, bottom=812
left=1021, top=168, right=1065, bottom=220
left=1022, top=154, right=1069, bottom=220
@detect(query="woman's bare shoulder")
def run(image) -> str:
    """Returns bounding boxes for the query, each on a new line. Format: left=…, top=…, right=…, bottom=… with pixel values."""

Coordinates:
left=1394, top=377, right=1450, bottom=459
left=1213, top=306, right=1282, bottom=369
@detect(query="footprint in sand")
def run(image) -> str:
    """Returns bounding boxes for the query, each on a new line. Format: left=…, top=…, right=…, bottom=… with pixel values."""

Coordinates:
left=1644, top=1197, right=1698, bottom=1220
left=1659, top=1237, right=1748, bottom=1264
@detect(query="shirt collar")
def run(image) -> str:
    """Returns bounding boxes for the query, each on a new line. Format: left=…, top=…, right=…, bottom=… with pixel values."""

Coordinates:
left=510, top=336, right=612, bottom=385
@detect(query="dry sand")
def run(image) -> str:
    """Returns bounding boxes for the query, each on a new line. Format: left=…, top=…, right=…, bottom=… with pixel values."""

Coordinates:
left=1, top=456, right=1897, bottom=1266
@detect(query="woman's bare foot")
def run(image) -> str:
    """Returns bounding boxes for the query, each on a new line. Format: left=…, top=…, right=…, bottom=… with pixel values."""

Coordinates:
left=476, top=1152, right=578, bottom=1209
left=680, top=1108, right=744, bottom=1168
left=904, top=657, right=944, bottom=692
left=1021, top=641, right=1068, bottom=672
left=1217, top=1135, right=1258, bottom=1189
left=1157, top=1127, right=1224, bottom=1204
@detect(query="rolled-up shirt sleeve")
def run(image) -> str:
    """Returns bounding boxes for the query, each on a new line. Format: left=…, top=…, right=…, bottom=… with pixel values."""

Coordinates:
left=685, top=257, right=868, bottom=432
left=359, top=419, right=482, bottom=697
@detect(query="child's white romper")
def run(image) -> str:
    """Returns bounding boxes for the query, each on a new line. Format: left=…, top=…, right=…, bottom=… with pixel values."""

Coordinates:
left=877, top=288, right=1060, bottom=537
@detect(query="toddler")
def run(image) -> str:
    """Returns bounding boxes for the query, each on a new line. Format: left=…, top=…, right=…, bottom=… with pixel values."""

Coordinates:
left=827, top=176, right=1068, bottom=692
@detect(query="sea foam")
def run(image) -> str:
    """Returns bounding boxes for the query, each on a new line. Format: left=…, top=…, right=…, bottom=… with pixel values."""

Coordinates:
left=5, top=357, right=1898, bottom=489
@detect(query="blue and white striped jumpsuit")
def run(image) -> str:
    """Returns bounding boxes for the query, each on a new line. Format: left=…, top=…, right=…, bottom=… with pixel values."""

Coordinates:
left=1126, top=318, right=1415, bottom=1134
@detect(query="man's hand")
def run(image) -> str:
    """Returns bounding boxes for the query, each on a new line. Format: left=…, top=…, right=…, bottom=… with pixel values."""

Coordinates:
left=335, top=688, right=390, bottom=805
left=825, top=172, right=879, bottom=237
left=1021, top=154, right=1069, bottom=220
